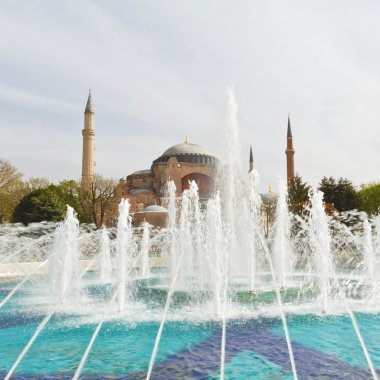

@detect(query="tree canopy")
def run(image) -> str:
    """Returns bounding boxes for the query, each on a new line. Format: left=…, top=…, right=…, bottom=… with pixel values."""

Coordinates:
left=318, top=177, right=359, bottom=212
left=12, top=186, right=66, bottom=224
left=81, top=175, right=118, bottom=228
left=55, top=180, right=88, bottom=222
left=358, top=182, right=380, bottom=216
left=0, top=159, right=24, bottom=223
left=12, top=182, right=87, bottom=225
left=287, top=175, right=311, bottom=215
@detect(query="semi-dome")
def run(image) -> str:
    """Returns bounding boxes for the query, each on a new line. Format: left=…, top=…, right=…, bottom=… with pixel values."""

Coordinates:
left=143, top=205, right=168, bottom=213
left=261, top=187, right=278, bottom=205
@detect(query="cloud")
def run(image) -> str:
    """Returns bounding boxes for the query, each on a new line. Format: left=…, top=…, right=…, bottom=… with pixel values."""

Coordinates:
left=1, top=0, right=380, bottom=190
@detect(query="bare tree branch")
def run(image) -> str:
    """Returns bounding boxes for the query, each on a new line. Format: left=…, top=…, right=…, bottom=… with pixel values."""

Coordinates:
left=81, top=175, right=118, bottom=228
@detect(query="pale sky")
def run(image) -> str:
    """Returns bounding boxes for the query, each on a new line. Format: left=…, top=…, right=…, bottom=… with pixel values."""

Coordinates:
left=1, top=0, right=380, bottom=192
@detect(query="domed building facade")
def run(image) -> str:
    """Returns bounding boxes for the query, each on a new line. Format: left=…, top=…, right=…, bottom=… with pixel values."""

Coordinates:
left=81, top=92, right=296, bottom=227
left=114, top=136, right=218, bottom=224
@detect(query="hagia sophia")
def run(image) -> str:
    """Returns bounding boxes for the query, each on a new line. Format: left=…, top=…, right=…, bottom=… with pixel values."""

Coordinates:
left=81, top=91, right=295, bottom=226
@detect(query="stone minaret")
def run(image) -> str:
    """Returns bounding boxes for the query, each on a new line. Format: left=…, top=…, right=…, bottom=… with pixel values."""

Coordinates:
left=249, top=145, right=254, bottom=173
left=81, top=90, right=95, bottom=189
left=285, top=114, right=295, bottom=182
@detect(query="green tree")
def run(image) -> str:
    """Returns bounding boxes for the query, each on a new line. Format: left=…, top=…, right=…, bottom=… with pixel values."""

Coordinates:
left=12, top=186, right=66, bottom=224
left=287, top=175, right=311, bottom=215
left=0, top=159, right=24, bottom=222
left=12, top=181, right=88, bottom=225
left=56, top=180, right=88, bottom=223
left=358, top=182, right=380, bottom=216
left=318, top=177, right=359, bottom=212
left=0, top=158, right=52, bottom=223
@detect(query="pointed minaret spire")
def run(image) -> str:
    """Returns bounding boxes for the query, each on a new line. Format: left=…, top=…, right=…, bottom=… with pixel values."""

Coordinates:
left=84, top=89, right=94, bottom=114
left=285, top=113, right=295, bottom=183
left=249, top=145, right=254, bottom=173
left=287, top=113, right=292, bottom=138
left=81, top=90, right=96, bottom=189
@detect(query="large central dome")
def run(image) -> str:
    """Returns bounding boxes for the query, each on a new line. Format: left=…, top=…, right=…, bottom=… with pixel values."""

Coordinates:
left=162, top=142, right=211, bottom=156
left=153, top=138, right=217, bottom=165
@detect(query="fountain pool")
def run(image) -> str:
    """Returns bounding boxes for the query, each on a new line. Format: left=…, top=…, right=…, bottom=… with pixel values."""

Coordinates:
left=0, top=269, right=379, bottom=379
left=0, top=294, right=379, bottom=379
left=0, top=89, right=379, bottom=379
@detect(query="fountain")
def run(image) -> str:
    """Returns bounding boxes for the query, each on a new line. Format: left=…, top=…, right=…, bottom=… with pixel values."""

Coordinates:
left=139, top=220, right=151, bottom=278
left=0, top=89, right=379, bottom=379
left=308, top=190, right=335, bottom=313
left=98, top=226, right=112, bottom=282
left=363, top=218, right=375, bottom=283
left=49, top=205, right=80, bottom=303
left=247, top=169, right=262, bottom=292
left=115, top=199, right=133, bottom=312
left=273, top=178, right=292, bottom=288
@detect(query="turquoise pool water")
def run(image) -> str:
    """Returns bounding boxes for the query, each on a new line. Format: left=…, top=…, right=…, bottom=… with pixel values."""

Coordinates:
left=0, top=280, right=379, bottom=379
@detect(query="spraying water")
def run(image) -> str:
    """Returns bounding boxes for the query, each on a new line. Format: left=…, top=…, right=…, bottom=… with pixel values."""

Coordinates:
left=49, top=206, right=80, bottom=303
left=307, top=192, right=378, bottom=377
left=115, top=199, right=132, bottom=312
left=273, top=178, right=292, bottom=288
left=189, top=181, right=204, bottom=288
left=247, top=169, right=262, bottom=291
left=98, top=226, right=112, bottom=281
left=5, top=209, right=93, bottom=379
left=178, top=188, right=194, bottom=288
left=253, top=204, right=299, bottom=380
left=2, top=90, right=380, bottom=379
left=362, top=218, right=375, bottom=283
left=140, top=220, right=151, bottom=277
left=309, top=190, right=333, bottom=313
left=146, top=192, right=189, bottom=380
left=374, top=214, right=380, bottom=291
left=167, top=180, right=178, bottom=278
left=374, top=214, right=380, bottom=257
left=247, top=169, right=262, bottom=292
left=206, top=193, right=225, bottom=317
left=74, top=235, right=150, bottom=380
left=219, top=88, right=242, bottom=280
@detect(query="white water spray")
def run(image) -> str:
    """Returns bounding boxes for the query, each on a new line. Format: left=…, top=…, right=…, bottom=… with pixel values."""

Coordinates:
left=273, top=178, right=292, bottom=288
left=98, top=226, right=112, bottom=281
left=140, top=220, right=151, bottom=277
left=49, top=206, right=80, bottom=303
left=115, top=199, right=132, bottom=312
left=309, top=190, right=333, bottom=313
left=362, top=218, right=375, bottom=283
left=247, top=169, right=262, bottom=291
left=167, top=181, right=178, bottom=278
left=206, top=193, right=225, bottom=317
